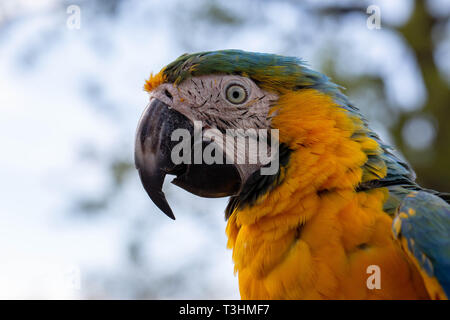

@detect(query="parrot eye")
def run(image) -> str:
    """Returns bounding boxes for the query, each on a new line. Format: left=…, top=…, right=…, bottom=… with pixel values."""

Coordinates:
left=225, top=84, right=248, bottom=104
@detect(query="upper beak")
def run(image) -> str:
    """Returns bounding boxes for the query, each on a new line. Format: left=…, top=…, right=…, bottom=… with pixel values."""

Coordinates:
left=135, top=98, right=243, bottom=219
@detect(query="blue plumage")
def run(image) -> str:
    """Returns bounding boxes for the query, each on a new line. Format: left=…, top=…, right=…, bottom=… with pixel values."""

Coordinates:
left=393, top=191, right=450, bottom=298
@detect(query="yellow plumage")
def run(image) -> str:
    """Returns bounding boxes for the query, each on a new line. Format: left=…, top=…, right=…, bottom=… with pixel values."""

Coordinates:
left=226, top=89, right=429, bottom=299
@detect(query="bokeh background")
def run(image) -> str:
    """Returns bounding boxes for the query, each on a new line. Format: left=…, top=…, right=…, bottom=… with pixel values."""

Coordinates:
left=0, top=0, right=449, bottom=299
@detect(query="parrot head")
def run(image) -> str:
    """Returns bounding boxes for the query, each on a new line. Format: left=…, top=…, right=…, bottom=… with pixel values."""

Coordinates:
left=135, top=49, right=409, bottom=220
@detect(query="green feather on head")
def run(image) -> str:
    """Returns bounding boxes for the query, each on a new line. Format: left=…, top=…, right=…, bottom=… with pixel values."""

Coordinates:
left=162, top=49, right=337, bottom=93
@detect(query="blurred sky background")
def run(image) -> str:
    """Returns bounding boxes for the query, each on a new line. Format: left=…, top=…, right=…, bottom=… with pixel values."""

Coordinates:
left=0, top=0, right=449, bottom=299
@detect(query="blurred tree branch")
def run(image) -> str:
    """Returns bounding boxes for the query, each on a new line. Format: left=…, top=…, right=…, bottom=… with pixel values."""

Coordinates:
left=392, top=0, right=450, bottom=191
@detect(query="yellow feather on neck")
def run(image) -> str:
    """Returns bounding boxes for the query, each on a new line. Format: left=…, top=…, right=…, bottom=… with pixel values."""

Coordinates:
left=226, top=89, right=428, bottom=299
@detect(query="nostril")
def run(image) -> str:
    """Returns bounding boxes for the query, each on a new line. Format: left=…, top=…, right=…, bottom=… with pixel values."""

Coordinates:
left=164, top=89, right=173, bottom=100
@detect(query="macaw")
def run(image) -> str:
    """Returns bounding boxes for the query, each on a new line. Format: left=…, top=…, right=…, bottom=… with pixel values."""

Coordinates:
left=135, top=50, right=450, bottom=300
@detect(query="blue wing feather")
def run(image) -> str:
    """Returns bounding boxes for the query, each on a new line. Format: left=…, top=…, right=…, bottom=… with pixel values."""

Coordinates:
left=392, top=191, right=450, bottom=299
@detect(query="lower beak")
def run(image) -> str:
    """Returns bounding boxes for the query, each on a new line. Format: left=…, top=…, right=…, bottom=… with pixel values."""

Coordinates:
left=134, top=98, right=242, bottom=219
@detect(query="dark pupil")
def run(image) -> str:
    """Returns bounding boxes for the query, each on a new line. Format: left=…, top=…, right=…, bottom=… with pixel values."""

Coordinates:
left=232, top=90, right=240, bottom=99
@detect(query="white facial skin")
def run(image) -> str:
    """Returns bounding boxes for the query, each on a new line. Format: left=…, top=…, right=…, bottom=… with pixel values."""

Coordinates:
left=149, top=74, right=278, bottom=131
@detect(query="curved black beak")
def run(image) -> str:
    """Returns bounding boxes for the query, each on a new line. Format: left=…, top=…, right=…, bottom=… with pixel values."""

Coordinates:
left=135, top=99, right=242, bottom=219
